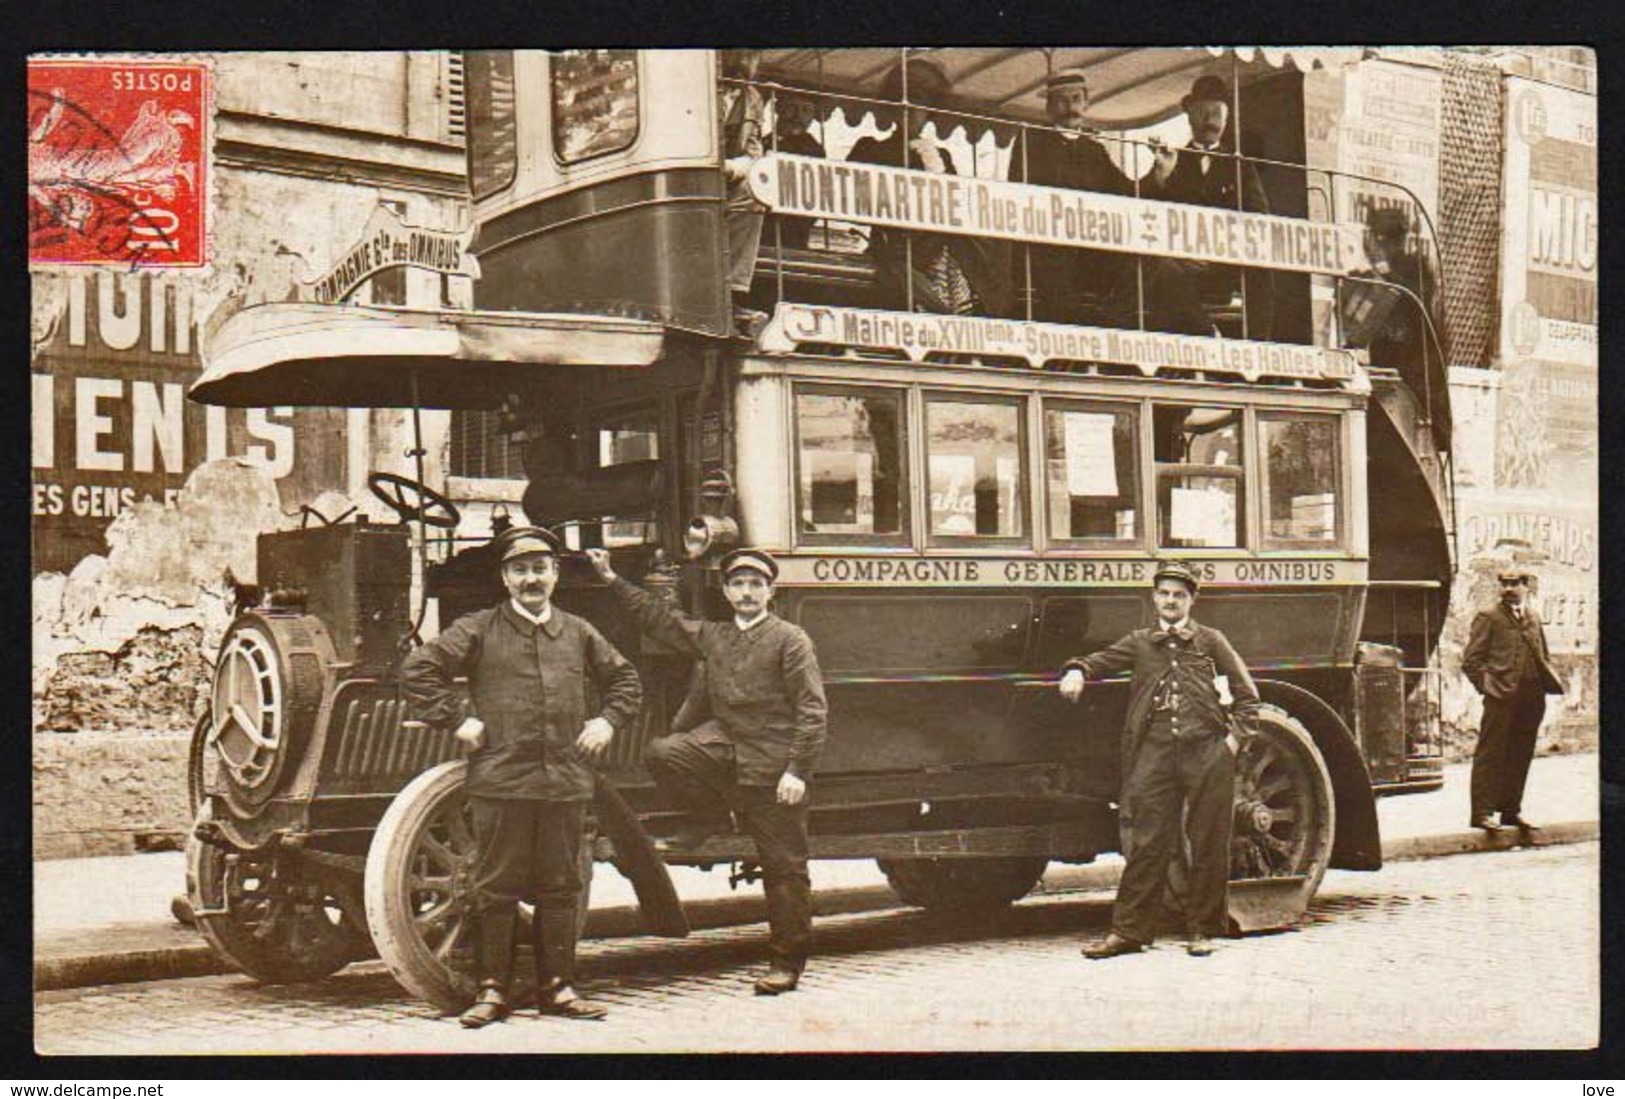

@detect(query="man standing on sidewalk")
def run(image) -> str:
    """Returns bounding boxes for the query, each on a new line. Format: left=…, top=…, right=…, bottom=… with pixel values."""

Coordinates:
left=1058, top=560, right=1259, bottom=959
left=403, top=526, right=642, bottom=1028
left=1462, top=564, right=1564, bottom=835
left=584, top=546, right=827, bottom=996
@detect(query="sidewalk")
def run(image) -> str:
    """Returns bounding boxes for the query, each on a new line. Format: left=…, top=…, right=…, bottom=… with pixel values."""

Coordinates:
left=34, top=751, right=1599, bottom=991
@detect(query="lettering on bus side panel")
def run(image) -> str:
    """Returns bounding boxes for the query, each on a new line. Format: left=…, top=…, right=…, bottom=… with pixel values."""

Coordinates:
left=782, top=558, right=1360, bottom=588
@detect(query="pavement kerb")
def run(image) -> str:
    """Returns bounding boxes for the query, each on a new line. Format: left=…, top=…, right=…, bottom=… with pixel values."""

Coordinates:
left=33, top=819, right=1598, bottom=994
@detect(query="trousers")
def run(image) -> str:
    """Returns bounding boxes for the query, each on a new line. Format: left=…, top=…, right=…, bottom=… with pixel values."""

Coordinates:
left=468, top=797, right=586, bottom=914
left=1470, top=682, right=1546, bottom=821
left=1112, top=721, right=1235, bottom=944
left=644, top=730, right=812, bottom=966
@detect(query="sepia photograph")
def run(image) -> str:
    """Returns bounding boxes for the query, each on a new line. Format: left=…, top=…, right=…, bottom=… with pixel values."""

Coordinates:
left=28, top=44, right=1598, bottom=1056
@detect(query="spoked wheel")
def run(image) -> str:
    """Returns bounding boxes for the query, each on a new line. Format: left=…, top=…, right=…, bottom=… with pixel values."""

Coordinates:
left=1225, top=703, right=1337, bottom=932
left=185, top=813, right=369, bottom=984
left=363, top=762, right=599, bottom=1013
left=877, top=856, right=1049, bottom=917
left=364, top=762, right=480, bottom=1013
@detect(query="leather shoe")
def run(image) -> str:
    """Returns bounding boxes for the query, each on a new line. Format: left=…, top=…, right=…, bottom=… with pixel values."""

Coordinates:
left=1470, top=816, right=1503, bottom=833
left=1186, top=934, right=1216, bottom=957
left=1082, top=932, right=1146, bottom=960
left=753, top=960, right=803, bottom=996
left=459, top=984, right=510, bottom=1028
left=536, top=982, right=606, bottom=1020
left=1502, top=814, right=1542, bottom=833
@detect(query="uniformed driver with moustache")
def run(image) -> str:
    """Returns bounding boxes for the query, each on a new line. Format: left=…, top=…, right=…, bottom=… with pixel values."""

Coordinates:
left=403, top=526, right=641, bottom=1028
left=586, top=546, right=827, bottom=996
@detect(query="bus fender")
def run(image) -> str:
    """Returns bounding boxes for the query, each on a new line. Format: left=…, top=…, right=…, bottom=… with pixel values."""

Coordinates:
left=1253, top=679, right=1382, bottom=872
left=592, top=779, right=690, bottom=937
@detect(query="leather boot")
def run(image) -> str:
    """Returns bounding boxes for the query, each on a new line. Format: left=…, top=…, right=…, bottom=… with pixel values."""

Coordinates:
left=459, top=908, right=517, bottom=1028
left=753, top=958, right=803, bottom=996
left=535, top=907, right=606, bottom=1020
left=756, top=878, right=810, bottom=995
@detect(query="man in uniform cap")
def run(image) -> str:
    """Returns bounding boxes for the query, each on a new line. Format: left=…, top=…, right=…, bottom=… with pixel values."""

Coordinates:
left=1142, top=74, right=1275, bottom=339
left=1058, top=560, right=1260, bottom=958
left=586, top=545, right=828, bottom=995
left=1007, top=67, right=1134, bottom=324
left=403, top=525, right=642, bottom=1027
left=1461, top=561, right=1564, bottom=834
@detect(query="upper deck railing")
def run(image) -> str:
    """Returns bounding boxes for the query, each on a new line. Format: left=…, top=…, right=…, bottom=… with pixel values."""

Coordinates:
left=726, top=73, right=1450, bottom=450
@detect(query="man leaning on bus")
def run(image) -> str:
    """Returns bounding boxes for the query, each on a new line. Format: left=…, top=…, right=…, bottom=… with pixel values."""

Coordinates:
left=585, top=546, right=829, bottom=995
left=1058, top=560, right=1260, bottom=958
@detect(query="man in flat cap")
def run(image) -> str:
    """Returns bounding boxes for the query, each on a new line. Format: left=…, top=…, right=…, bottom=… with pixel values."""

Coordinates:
left=586, top=546, right=828, bottom=995
left=1143, top=74, right=1275, bottom=339
left=1461, top=562, right=1564, bottom=834
left=1058, top=560, right=1260, bottom=959
left=403, top=526, right=642, bottom=1027
left=1008, top=68, right=1135, bottom=325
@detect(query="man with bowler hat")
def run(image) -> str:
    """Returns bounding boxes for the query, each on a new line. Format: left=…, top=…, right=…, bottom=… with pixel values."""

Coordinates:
left=585, top=545, right=827, bottom=995
left=403, top=525, right=642, bottom=1027
left=1058, top=560, right=1259, bottom=958
left=1143, top=74, right=1275, bottom=339
left=1462, top=561, right=1564, bottom=834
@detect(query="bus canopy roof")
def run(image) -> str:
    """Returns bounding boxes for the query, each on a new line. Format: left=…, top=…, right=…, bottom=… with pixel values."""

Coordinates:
left=759, top=47, right=1368, bottom=134
left=191, top=302, right=666, bottom=409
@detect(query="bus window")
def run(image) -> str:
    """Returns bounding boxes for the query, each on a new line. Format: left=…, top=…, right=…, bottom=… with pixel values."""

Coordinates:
left=1153, top=405, right=1243, bottom=550
left=925, top=396, right=1026, bottom=544
left=1260, top=414, right=1341, bottom=547
left=594, top=406, right=660, bottom=467
left=1044, top=402, right=1140, bottom=546
left=794, top=388, right=907, bottom=544
left=551, top=49, right=639, bottom=165
left=466, top=50, right=517, bottom=200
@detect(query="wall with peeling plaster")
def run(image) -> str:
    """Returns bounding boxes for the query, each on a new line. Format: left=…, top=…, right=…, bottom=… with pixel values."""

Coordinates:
left=32, top=51, right=471, bottom=858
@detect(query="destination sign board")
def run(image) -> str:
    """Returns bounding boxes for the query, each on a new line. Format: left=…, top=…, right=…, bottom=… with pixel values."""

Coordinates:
left=760, top=303, right=1364, bottom=385
left=748, top=152, right=1366, bottom=277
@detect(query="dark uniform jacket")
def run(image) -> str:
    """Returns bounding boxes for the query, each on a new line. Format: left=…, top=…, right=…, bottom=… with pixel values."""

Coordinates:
left=1143, top=142, right=1270, bottom=214
left=1008, top=129, right=1134, bottom=311
left=608, top=578, right=828, bottom=784
left=1063, top=621, right=1261, bottom=773
left=1462, top=603, right=1563, bottom=700
left=402, top=603, right=642, bottom=801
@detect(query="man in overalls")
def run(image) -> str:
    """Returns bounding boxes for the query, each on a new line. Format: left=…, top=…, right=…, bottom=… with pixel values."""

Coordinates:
left=1059, top=560, right=1259, bottom=958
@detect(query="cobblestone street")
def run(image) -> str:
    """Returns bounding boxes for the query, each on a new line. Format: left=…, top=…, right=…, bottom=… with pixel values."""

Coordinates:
left=35, top=843, right=1598, bottom=1054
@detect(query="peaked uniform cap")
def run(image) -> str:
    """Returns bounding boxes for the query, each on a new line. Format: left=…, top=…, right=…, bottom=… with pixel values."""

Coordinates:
left=719, top=547, right=779, bottom=582
left=496, top=525, right=563, bottom=564
left=1152, top=559, right=1202, bottom=593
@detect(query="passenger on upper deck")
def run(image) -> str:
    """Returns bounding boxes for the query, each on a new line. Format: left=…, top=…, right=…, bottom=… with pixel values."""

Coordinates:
left=1361, top=206, right=1427, bottom=377
left=764, top=94, right=827, bottom=250
left=1007, top=68, right=1135, bottom=326
left=846, top=56, right=1013, bottom=317
left=721, top=49, right=769, bottom=334
left=1143, top=75, right=1276, bottom=341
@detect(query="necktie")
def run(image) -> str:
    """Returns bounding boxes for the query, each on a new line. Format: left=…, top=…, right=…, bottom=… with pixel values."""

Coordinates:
left=1151, top=626, right=1194, bottom=645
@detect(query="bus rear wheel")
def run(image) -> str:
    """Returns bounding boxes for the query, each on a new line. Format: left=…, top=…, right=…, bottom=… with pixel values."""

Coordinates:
left=877, top=856, right=1049, bottom=916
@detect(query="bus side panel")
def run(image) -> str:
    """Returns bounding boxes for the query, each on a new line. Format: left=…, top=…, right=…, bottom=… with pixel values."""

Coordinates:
left=473, top=169, right=730, bottom=336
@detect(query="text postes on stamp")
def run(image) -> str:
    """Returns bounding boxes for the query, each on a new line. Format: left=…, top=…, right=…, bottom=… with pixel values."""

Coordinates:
left=28, top=57, right=211, bottom=270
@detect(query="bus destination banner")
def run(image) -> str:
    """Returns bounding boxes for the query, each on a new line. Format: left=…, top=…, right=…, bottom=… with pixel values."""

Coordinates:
left=773, top=556, right=1366, bottom=589
left=748, top=153, right=1367, bottom=277
left=760, top=303, right=1363, bottom=385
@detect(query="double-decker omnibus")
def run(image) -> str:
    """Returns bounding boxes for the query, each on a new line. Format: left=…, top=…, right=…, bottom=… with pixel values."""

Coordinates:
left=188, top=47, right=1453, bottom=1011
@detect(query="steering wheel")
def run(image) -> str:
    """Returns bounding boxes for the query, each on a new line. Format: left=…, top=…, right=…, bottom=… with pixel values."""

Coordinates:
left=367, top=472, right=462, bottom=530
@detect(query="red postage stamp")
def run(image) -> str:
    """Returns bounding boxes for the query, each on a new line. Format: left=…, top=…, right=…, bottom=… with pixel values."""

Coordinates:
left=28, top=56, right=212, bottom=269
